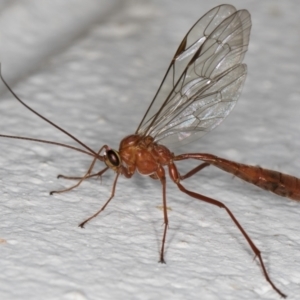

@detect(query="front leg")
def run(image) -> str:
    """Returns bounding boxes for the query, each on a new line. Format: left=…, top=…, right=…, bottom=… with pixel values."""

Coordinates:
left=51, top=145, right=108, bottom=195
left=79, top=172, right=120, bottom=228
left=79, top=165, right=134, bottom=227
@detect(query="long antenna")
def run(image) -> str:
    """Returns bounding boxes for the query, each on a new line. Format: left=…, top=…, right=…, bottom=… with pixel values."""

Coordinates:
left=0, top=64, right=102, bottom=160
left=0, top=134, right=95, bottom=157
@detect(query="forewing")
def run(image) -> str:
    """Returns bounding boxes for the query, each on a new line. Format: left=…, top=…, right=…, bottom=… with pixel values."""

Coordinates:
left=136, top=5, right=251, bottom=147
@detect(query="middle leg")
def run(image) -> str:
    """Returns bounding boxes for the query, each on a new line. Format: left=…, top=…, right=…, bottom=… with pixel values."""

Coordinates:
left=156, top=165, right=168, bottom=263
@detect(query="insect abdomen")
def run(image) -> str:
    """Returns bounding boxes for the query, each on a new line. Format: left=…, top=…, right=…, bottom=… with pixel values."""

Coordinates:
left=210, top=156, right=300, bottom=201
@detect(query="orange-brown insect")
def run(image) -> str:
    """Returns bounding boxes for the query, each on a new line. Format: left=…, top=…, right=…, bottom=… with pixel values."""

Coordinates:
left=0, top=4, right=296, bottom=298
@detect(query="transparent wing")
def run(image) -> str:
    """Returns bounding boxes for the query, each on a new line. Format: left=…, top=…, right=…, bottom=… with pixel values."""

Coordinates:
left=136, top=5, right=251, bottom=147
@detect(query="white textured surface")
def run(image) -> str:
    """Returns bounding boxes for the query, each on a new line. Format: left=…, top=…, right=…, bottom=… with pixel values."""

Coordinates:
left=0, top=1, right=300, bottom=299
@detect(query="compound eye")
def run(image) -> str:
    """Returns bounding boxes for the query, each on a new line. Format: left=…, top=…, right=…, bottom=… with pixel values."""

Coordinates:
left=105, top=149, right=121, bottom=168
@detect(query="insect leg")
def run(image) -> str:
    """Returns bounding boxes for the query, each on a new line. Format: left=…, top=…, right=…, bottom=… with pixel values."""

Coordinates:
left=156, top=165, right=168, bottom=263
left=180, top=162, right=210, bottom=180
left=79, top=172, right=120, bottom=228
left=50, top=146, right=107, bottom=195
left=171, top=168, right=286, bottom=298
left=57, top=168, right=108, bottom=180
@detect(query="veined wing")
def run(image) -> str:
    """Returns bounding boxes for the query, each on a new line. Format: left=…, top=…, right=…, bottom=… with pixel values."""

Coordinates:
left=136, top=5, right=251, bottom=147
